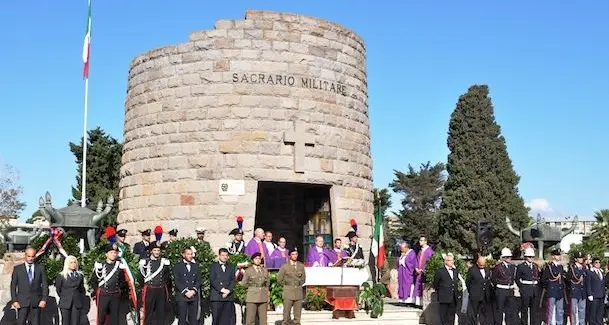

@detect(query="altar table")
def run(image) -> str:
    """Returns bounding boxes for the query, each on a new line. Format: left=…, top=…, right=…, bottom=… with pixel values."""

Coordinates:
left=304, top=267, right=369, bottom=313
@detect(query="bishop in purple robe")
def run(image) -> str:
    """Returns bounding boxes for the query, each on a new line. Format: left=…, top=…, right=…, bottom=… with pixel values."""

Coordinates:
left=306, top=236, right=331, bottom=267
left=244, top=228, right=270, bottom=265
left=269, top=237, right=288, bottom=269
left=398, top=242, right=417, bottom=303
left=414, top=236, right=434, bottom=306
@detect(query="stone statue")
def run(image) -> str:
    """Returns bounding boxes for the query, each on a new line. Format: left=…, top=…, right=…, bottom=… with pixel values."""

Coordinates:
left=38, top=191, right=114, bottom=250
left=0, top=225, right=46, bottom=252
left=506, top=215, right=577, bottom=259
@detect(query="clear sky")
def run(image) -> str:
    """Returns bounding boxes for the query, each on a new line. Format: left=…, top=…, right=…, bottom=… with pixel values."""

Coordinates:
left=1, top=1, right=607, bottom=222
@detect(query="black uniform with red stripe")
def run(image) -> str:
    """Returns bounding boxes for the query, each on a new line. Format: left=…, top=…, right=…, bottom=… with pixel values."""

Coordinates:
left=138, top=257, right=172, bottom=325
left=516, top=261, right=541, bottom=325
left=492, top=261, right=517, bottom=325
left=90, top=260, right=126, bottom=325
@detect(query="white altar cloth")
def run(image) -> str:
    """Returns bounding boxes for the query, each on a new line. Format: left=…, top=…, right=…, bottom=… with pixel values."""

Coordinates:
left=304, top=267, right=369, bottom=286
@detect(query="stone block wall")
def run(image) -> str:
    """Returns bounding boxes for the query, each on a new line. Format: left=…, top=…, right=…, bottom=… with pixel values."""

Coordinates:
left=118, top=10, right=372, bottom=250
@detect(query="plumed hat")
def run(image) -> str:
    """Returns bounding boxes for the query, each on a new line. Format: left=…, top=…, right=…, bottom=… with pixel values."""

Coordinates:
left=154, top=225, right=163, bottom=242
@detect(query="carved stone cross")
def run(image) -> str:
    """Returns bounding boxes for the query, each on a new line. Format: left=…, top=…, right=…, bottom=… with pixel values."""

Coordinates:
left=283, top=121, right=315, bottom=173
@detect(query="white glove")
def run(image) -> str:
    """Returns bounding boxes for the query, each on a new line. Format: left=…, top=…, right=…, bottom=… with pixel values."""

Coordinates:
left=588, top=296, right=593, bottom=301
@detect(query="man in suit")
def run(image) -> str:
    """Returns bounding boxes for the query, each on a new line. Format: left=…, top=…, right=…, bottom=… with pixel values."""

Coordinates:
left=209, top=248, right=236, bottom=325
left=492, top=247, right=517, bottom=325
left=516, top=247, right=541, bottom=325
left=586, top=257, right=607, bottom=325
left=10, top=247, right=49, bottom=325
left=433, top=254, right=459, bottom=325
left=466, top=255, right=493, bottom=325
left=173, top=247, right=201, bottom=325
left=277, top=246, right=306, bottom=325
left=133, top=229, right=152, bottom=260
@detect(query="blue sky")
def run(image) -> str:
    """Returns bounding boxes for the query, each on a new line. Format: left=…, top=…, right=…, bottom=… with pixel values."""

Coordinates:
left=1, top=1, right=607, bottom=222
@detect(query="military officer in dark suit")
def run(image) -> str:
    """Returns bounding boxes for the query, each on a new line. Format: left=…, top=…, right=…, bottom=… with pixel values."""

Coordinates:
left=344, top=231, right=364, bottom=260
left=209, top=248, right=236, bottom=325
left=540, top=249, right=566, bottom=325
left=138, top=242, right=172, bottom=325
left=116, top=229, right=130, bottom=251
left=567, top=251, right=588, bottom=325
left=586, top=257, right=607, bottom=325
left=9, top=247, right=49, bottom=325
left=133, top=229, right=152, bottom=260
left=173, top=247, right=201, bottom=325
left=90, top=244, right=126, bottom=325
left=226, top=228, right=245, bottom=255
left=466, top=255, right=493, bottom=325
left=492, top=247, right=517, bottom=325
left=277, top=246, right=306, bottom=325
left=516, top=247, right=541, bottom=325
left=433, top=254, right=460, bottom=325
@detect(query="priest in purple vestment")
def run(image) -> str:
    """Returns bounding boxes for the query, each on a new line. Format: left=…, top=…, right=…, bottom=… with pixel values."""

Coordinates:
left=326, top=238, right=348, bottom=266
left=306, top=236, right=332, bottom=267
left=269, top=236, right=288, bottom=269
left=414, top=236, right=434, bottom=307
left=398, top=242, right=417, bottom=303
left=244, top=228, right=270, bottom=265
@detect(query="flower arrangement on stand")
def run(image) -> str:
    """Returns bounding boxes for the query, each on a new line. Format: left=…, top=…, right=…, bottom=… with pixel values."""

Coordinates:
left=30, top=228, right=80, bottom=285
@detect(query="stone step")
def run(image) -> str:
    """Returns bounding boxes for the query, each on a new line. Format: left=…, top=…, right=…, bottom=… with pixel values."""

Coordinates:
left=266, top=308, right=422, bottom=324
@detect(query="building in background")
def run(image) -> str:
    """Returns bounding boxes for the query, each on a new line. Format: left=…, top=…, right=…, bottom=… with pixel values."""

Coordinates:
left=542, top=217, right=597, bottom=237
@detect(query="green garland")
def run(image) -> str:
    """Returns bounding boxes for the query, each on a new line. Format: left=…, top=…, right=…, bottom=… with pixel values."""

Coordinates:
left=30, top=234, right=81, bottom=286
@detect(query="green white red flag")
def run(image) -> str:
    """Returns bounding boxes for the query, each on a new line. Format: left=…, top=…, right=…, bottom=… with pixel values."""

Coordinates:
left=371, top=194, right=385, bottom=270
left=82, top=0, right=92, bottom=79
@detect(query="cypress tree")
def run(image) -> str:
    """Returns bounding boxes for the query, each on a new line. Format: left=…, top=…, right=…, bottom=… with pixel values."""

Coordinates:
left=438, top=85, right=529, bottom=255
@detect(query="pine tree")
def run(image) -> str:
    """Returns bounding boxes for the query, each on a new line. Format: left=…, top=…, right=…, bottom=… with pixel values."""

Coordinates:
left=438, top=85, right=529, bottom=254
left=390, top=162, right=445, bottom=243
left=70, top=127, right=122, bottom=226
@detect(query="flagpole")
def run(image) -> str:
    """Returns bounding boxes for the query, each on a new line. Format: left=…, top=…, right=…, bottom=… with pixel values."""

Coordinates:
left=80, top=77, right=89, bottom=207
left=80, top=0, right=92, bottom=208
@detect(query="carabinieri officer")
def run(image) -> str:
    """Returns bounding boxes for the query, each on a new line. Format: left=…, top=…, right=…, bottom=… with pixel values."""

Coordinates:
left=91, top=243, right=126, bottom=325
left=138, top=241, right=172, bottom=325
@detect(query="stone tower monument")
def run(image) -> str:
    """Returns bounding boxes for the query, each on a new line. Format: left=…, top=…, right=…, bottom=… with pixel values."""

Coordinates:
left=118, top=10, right=371, bottom=254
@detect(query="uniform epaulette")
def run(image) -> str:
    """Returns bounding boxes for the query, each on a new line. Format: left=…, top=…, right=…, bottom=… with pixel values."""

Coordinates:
left=94, top=262, right=102, bottom=270
left=162, top=258, right=170, bottom=266
left=118, top=262, right=126, bottom=269
left=139, top=260, right=147, bottom=267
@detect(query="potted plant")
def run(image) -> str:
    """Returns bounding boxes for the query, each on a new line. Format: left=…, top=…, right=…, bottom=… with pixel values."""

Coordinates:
left=357, top=282, right=387, bottom=318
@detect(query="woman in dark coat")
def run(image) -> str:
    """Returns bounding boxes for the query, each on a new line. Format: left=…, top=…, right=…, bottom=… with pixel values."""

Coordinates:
left=55, top=255, right=87, bottom=325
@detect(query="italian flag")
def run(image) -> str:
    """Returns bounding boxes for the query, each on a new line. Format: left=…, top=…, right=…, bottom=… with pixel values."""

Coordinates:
left=82, top=0, right=92, bottom=79
left=371, top=195, right=385, bottom=269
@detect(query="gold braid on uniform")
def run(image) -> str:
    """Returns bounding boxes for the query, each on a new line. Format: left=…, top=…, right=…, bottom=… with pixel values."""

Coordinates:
left=547, top=263, right=562, bottom=282
left=570, top=265, right=584, bottom=285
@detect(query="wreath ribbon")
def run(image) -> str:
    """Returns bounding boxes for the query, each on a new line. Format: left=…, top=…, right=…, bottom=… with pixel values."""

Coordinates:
left=35, top=227, right=69, bottom=259
left=117, top=243, right=139, bottom=325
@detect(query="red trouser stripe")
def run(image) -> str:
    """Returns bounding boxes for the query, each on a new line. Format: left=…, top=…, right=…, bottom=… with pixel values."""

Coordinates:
left=142, top=285, right=149, bottom=325
left=95, top=288, right=101, bottom=325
